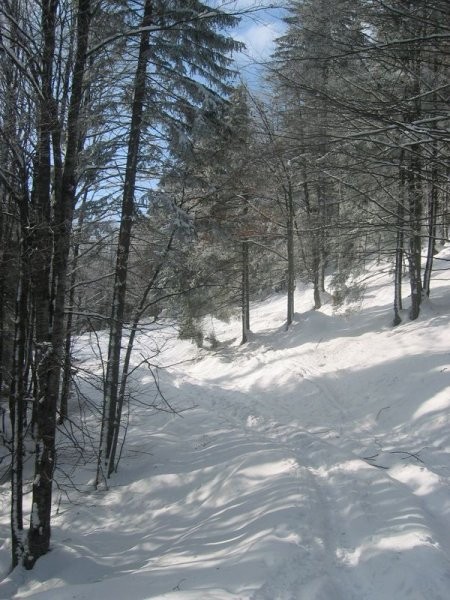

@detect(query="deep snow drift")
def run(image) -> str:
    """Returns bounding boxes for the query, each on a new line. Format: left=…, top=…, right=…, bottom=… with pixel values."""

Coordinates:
left=1, top=250, right=450, bottom=600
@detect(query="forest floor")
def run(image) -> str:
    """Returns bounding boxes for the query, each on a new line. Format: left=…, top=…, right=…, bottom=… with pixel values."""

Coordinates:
left=1, top=248, right=450, bottom=599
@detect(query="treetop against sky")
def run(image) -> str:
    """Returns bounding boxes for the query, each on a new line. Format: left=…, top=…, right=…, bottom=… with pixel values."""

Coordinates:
left=218, top=0, right=287, bottom=83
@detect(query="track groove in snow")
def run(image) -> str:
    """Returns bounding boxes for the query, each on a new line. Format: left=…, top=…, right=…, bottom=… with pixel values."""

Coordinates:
left=164, top=366, right=450, bottom=600
left=1, top=251, right=450, bottom=599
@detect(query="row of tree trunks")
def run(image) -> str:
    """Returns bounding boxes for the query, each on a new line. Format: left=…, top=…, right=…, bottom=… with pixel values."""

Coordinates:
left=24, top=0, right=60, bottom=569
left=23, top=0, right=92, bottom=569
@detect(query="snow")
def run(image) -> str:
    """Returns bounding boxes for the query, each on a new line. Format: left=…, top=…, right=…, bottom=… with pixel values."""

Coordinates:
left=1, top=248, right=450, bottom=599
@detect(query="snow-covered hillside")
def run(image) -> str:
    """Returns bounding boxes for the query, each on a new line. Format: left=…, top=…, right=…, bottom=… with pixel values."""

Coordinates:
left=1, top=250, right=450, bottom=600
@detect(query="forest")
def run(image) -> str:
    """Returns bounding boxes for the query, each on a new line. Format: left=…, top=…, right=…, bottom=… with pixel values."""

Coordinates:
left=0, top=0, right=449, bottom=584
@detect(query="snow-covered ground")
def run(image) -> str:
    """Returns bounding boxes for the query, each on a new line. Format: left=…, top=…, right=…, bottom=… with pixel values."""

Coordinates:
left=1, top=249, right=450, bottom=599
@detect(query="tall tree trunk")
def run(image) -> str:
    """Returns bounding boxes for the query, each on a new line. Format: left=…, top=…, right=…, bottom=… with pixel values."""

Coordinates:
left=0, top=58, right=18, bottom=415
left=241, top=202, right=250, bottom=344
left=59, top=198, right=87, bottom=424
left=442, top=167, right=449, bottom=244
left=24, top=0, right=58, bottom=569
left=303, top=178, right=321, bottom=309
left=0, top=198, right=14, bottom=406
left=107, top=228, right=175, bottom=476
left=422, top=149, right=439, bottom=298
left=286, top=183, right=295, bottom=329
left=393, top=218, right=404, bottom=327
left=393, top=154, right=406, bottom=326
left=313, top=252, right=321, bottom=310
left=98, top=0, right=153, bottom=486
left=421, top=49, right=440, bottom=298
left=393, top=202, right=405, bottom=326
left=405, top=15, right=424, bottom=322
left=241, top=238, right=250, bottom=344
left=25, top=0, right=91, bottom=568
left=9, top=197, right=30, bottom=568
left=407, top=148, right=423, bottom=321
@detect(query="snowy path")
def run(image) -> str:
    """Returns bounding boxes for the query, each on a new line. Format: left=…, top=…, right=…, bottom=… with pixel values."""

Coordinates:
left=1, top=255, right=450, bottom=599
left=158, top=358, right=450, bottom=600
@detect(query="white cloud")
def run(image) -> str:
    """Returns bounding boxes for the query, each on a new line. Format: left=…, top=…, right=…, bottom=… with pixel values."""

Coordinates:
left=237, top=21, right=282, bottom=60
left=222, top=2, right=287, bottom=85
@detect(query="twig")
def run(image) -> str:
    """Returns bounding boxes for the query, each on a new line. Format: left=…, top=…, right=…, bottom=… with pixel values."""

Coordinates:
left=389, top=450, right=424, bottom=463
left=376, top=406, right=390, bottom=420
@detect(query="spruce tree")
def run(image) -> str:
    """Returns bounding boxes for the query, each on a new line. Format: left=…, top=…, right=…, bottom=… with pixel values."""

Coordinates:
left=98, top=0, right=244, bottom=482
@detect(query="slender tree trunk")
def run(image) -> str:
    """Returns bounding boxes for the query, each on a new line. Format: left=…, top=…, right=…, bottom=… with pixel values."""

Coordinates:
left=317, top=192, right=327, bottom=295
left=407, top=149, right=423, bottom=321
left=313, top=255, right=321, bottom=310
left=107, top=228, right=175, bottom=476
left=286, top=183, right=295, bottom=329
left=393, top=154, right=406, bottom=326
left=241, top=238, right=250, bottom=344
left=405, top=23, right=423, bottom=322
left=59, top=198, right=87, bottom=424
left=393, top=202, right=405, bottom=326
left=59, top=291, right=75, bottom=424
left=240, top=201, right=250, bottom=344
left=420, top=49, right=439, bottom=298
left=0, top=160, right=17, bottom=410
left=0, top=207, right=12, bottom=404
left=319, top=254, right=327, bottom=293
left=9, top=207, right=30, bottom=568
left=442, top=167, right=449, bottom=244
left=98, top=0, right=153, bottom=485
left=302, top=178, right=321, bottom=309
left=422, top=149, right=438, bottom=298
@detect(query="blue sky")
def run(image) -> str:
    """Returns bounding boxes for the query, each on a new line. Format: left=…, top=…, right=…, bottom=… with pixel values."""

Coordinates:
left=218, top=1, right=287, bottom=86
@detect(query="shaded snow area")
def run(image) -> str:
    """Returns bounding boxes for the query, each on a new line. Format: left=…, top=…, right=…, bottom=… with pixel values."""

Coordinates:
left=1, top=249, right=450, bottom=599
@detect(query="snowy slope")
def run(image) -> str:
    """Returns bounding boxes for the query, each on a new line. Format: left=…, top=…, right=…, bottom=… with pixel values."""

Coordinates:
left=1, top=249, right=450, bottom=600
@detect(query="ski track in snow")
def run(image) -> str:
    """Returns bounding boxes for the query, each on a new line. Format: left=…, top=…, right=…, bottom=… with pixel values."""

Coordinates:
left=166, top=360, right=450, bottom=600
left=165, top=371, right=350, bottom=600
left=1, top=252, right=450, bottom=599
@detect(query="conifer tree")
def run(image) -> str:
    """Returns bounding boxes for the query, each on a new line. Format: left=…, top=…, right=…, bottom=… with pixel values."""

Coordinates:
left=98, top=1, right=244, bottom=481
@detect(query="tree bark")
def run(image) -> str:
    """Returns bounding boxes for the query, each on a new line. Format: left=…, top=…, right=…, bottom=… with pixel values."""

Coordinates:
left=241, top=238, right=250, bottom=344
left=25, top=0, right=91, bottom=568
left=393, top=153, right=406, bottom=326
left=407, top=149, right=423, bottom=321
left=422, top=144, right=439, bottom=297
left=286, top=183, right=295, bottom=329
left=98, top=0, right=153, bottom=485
left=10, top=201, right=30, bottom=568
left=59, top=197, right=87, bottom=424
left=24, top=0, right=58, bottom=569
left=107, top=227, right=175, bottom=476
